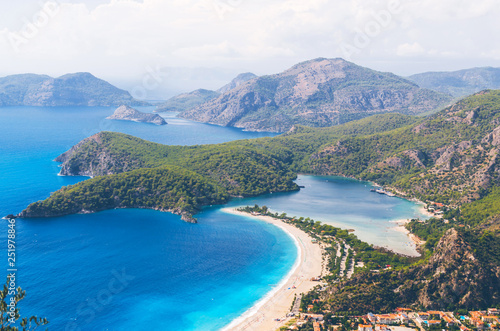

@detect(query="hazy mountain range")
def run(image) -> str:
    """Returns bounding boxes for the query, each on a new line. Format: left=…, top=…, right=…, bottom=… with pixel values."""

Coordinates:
left=0, top=72, right=148, bottom=107
left=179, top=58, right=451, bottom=132
left=3, top=61, right=500, bottom=134
left=154, top=72, right=257, bottom=113
left=408, top=67, right=500, bottom=98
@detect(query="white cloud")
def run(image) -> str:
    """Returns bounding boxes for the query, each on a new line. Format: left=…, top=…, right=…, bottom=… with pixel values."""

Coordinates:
left=0, top=0, right=498, bottom=89
left=396, top=42, right=425, bottom=57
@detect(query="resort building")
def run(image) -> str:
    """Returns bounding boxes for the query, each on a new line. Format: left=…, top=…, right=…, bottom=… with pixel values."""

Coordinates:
left=367, top=313, right=377, bottom=323
left=358, top=324, right=373, bottom=331
left=488, top=308, right=499, bottom=316
left=422, top=320, right=442, bottom=327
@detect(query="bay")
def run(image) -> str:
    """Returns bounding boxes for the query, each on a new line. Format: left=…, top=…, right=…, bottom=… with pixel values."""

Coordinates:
left=0, top=105, right=426, bottom=330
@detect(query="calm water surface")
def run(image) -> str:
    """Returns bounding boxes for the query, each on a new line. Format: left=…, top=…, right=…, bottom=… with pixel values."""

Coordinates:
left=0, top=106, right=425, bottom=330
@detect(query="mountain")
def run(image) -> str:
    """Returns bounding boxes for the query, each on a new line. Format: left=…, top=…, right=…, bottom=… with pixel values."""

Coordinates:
left=154, top=89, right=220, bottom=112
left=17, top=90, right=500, bottom=218
left=324, top=227, right=500, bottom=311
left=18, top=113, right=417, bottom=220
left=179, top=58, right=451, bottom=132
left=217, top=72, right=257, bottom=93
left=15, top=90, right=500, bottom=309
left=106, top=105, right=167, bottom=125
left=0, top=72, right=148, bottom=107
left=408, top=67, right=500, bottom=98
left=309, top=90, right=500, bottom=206
left=154, top=72, right=257, bottom=113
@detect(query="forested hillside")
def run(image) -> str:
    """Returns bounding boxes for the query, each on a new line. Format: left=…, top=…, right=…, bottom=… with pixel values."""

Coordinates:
left=18, top=91, right=500, bottom=224
left=16, top=90, right=500, bottom=310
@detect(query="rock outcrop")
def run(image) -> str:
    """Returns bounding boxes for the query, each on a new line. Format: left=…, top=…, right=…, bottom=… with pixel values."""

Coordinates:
left=107, top=105, right=167, bottom=125
left=399, top=229, right=500, bottom=309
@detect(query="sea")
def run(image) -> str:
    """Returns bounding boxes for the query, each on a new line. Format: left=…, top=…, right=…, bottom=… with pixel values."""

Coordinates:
left=0, top=106, right=427, bottom=330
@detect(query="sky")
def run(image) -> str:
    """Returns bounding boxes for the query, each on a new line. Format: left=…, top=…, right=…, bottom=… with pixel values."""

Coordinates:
left=0, top=0, right=499, bottom=99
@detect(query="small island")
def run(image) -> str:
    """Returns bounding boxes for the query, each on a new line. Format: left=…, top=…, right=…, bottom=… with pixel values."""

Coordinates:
left=106, top=105, right=167, bottom=125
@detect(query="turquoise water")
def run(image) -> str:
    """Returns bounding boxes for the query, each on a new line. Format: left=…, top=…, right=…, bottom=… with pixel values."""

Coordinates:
left=0, top=106, right=426, bottom=330
left=222, top=175, right=427, bottom=256
left=0, top=106, right=295, bottom=330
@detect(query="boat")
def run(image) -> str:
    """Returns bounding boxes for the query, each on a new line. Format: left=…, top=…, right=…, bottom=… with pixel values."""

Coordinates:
left=372, top=188, right=396, bottom=197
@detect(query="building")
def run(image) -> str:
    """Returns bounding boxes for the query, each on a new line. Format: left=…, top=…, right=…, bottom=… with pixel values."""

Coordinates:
left=482, top=315, right=500, bottom=325
left=374, top=314, right=401, bottom=325
left=396, top=308, right=412, bottom=313
left=302, top=314, right=324, bottom=321
left=422, top=320, right=441, bottom=327
left=358, top=324, right=373, bottom=331
left=488, top=308, right=499, bottom=316
left=367, top=313, right=377, bottom=323
left=417, top=312, right=430, bottom=320
left=442, top=315, right=456, bottom=326
left=399, top=313, right=410, bottom=324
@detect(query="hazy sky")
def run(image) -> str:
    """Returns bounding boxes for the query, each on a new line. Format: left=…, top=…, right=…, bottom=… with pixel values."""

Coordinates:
left=0, top=0, right=499, bottom=98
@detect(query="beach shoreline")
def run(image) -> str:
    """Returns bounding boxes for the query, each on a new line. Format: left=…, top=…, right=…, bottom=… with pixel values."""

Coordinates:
left=391, top=218, right=426, bottom=253
left=220, top=208, right=325, bottom=331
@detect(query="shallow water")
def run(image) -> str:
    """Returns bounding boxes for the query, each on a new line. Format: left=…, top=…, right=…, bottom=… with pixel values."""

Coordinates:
left=0, top=106, right=425, bottom=330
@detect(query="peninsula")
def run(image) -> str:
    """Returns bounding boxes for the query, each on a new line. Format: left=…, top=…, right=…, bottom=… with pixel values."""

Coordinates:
left=14, top=90, right=500, bottom=311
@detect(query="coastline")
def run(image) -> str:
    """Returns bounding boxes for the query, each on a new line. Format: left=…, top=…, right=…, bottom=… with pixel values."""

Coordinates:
left=220, top=208, right=325, bottom=331
left=391, top=218, right=426, bottom=253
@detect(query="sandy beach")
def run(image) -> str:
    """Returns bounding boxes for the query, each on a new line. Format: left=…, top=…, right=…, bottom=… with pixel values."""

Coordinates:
left=391, top=218, right=426, bottom=254
left=220, top=208, right=325, bottom=331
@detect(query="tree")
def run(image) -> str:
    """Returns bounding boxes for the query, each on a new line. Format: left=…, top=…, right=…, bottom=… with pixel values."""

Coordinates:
left=0, top=276, right=48, bottom=330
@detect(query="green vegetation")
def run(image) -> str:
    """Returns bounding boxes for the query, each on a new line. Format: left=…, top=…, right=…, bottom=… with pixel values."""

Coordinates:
left=155, top=89, right=220, bottom=113
left=458, top=187, right=500, bottom=227
left=20, top=90, right=500, bottom=230
left=238, top=205, right=415, bottom=273
left=15, top=90, right=500, bottom=312
left=25, top=112, right=418, bottom=219
left=406, top=218, right=454, bottom=251
left=22, top=166, right=229, bottom=221
left=0, top=277, right=48, bottom=330
left=20, top=90, right=500, bottom=227
left=309, top=90, right=500, bottom=204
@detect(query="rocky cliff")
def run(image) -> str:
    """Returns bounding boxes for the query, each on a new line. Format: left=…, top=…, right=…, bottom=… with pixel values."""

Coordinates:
left=107, top=105, right=167, bottom=125
left=0, top=72, right=148, bottom=107
left=180, top=58, right=451, bottom=132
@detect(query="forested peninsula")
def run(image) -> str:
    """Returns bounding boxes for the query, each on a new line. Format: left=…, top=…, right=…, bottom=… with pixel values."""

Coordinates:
left=18, top=90, right=500, bottom=225
left=14, top=90, right=500, bottom=310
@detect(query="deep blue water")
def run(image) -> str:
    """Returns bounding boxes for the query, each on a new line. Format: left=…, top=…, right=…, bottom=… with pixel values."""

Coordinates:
left=0, top=106, right=427, bottom=330
left=0, top=106, right=295, bottom=330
